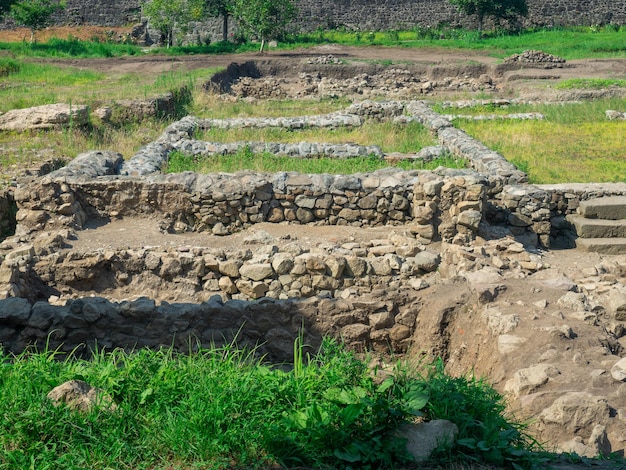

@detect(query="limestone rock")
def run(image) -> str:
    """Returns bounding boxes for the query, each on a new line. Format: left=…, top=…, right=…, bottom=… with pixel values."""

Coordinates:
left=0, top=103, right=89, bottom=131
left=505, top=364, right=560, bottom=397
left=47, top=380, right=117, bottom=412
left=607, top=290, right=626, bottom=321
left=395, top=420, right=458, bottom=462
left=239, top=263, right=274, bottom=281
left=611, top=357, right=626, bottom=382
left=560, top=425, right=611, bottom=458
left=540, top=392, right=610, bottom=432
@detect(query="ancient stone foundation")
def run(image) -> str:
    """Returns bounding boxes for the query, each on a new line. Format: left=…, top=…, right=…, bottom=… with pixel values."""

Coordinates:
left=3, top=99, right=626, bottom=352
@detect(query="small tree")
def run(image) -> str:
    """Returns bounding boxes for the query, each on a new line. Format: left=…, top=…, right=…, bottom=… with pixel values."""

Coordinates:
left=204, top=0, right=231, bottom=42
left=230, top=0, right=297, bottom=53
left=142, top=0, right=204, bottom=47
left=9, top=0, right=64, bottom=43
left=448, top=0, right=528, bottom=34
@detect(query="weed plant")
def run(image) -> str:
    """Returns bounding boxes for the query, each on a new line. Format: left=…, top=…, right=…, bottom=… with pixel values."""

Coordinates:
left=0, top=338, right=543, bottom=469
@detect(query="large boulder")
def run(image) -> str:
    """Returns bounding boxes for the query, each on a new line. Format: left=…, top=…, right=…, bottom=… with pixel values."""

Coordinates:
left=0, top=103, right=89, bottom=131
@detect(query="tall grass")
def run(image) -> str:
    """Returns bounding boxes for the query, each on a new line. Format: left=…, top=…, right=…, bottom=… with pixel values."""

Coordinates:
left=193, top=94, right=351, bottom=118
left=0, top=36, right=142, bottom=58
left=0, top=338, right=542, bottom=469
left=0, top=61, right=219, bottom=112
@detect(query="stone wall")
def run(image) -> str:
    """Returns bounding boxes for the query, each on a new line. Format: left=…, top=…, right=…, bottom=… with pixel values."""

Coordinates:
left=295, top=0, right=626, bottom=31
left=0, top=292, right=422, bottom=360
left=4, top=99, right=626, bottom=358
left=3, top=0, right=625, bottom=39
left=8, top=100, right=626, bottom=253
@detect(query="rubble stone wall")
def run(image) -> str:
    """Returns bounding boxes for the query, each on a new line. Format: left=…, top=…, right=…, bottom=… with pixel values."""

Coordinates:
left=3, top=0, right=623, bottom=34
left=0, top=290, right=422, bottom=360
left=11, top=100, right=626, bottom=250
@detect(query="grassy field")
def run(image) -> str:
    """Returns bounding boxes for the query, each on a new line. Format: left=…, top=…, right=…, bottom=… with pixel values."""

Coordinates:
left=444, top=98, right=626, bottom=184
left=194, top=120, right=435, bottom=151
left=0, top=339, right=543, bottom=469
left=2, top=24, right=623, bottom=60
left=0, top=26, right=625, bottom=179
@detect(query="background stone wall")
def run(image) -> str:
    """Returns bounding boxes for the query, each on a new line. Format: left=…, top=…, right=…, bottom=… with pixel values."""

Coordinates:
left=40, top=0, right=626, bottom=31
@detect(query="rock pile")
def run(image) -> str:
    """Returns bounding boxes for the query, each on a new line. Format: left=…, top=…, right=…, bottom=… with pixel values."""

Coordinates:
left=306, top=55, right=343, bottom=65
left=231, top=76, right=288, bottom=99
left=227, top=67, right=497, bottom=100
left=504, top=49, right=566, bottom=65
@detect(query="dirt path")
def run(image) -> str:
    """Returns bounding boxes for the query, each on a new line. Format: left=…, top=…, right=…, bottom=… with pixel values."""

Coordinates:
left=35, top=44, right=626, bottom=91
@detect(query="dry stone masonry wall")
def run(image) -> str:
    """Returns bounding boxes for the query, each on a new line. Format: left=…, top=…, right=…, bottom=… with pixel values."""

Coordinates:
left=10, top=100, right=626, bottom=250
left=7, top=0, right=623, bottom=38
left=3, top=99, right=626, bottom=357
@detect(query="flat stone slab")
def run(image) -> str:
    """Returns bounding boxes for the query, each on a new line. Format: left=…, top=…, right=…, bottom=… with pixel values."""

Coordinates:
left=568, top=215, right=626, bottom=239
left=579, top=196, right=626, bottom=220
left=0, top=103, right=89, bottom=131
left=575, top=237, right=626, bottom=255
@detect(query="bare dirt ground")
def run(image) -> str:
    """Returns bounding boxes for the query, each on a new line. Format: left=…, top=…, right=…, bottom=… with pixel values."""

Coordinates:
left=44, top=44, right=626, bottom=94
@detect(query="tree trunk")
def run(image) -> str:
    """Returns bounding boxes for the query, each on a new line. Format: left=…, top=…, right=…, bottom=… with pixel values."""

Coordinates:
left=259, top=36, right=265, bottom=54
left=477, top=14, right=484, bottom=35
left=222, top=14, right=228, bottom=41
left=29, top=29, right=35, bottom=44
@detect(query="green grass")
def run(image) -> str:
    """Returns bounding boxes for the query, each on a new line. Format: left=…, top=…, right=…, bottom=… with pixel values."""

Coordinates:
left=0, top=36, right=142, bottom=58
left=195, top=121, right=437, bottom=153
left=454, top=98, right=626, bottom=184
left=0, top=26, right=624, bottom=61
left=555, top=78, right=626, bottom=89
left=0, top=60, right=219, bottom=112
left=0, top=338, right=543, bottom=469
left=166, top=147, right=466, bottom=174
left=193, top=95, right=351, bottom=119
left=300, top=25, right=626, bottom=60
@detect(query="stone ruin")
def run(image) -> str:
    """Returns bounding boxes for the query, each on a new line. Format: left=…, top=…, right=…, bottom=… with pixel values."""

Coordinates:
left=1, top=96, right=626, bottom=457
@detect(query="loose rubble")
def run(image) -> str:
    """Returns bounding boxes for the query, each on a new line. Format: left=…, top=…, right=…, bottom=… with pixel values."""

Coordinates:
left=504, top=49, right=566, bottom=66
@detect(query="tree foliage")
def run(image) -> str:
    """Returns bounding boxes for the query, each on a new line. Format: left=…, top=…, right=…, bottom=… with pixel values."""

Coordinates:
left=230, top=0, right=297, bottom=53
left=142, top=0, right=204, bottom=47
left=449, top=0, right=528, bottom=33
left=0, top=0, right=15, bottom=17
left=9, top=0, right=64, bottom=43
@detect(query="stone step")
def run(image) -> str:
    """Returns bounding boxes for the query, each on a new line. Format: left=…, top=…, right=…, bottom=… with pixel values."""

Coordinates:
left=575, top=237, right=626, bottom=255
left=568, top=215, right=626, bottom=239
left=579, top=196, right=626, bottom=220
